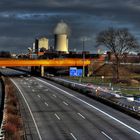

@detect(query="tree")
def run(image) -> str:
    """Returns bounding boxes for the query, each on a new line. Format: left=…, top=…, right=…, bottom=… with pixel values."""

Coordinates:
left=96, top=27, right=139, bottom=80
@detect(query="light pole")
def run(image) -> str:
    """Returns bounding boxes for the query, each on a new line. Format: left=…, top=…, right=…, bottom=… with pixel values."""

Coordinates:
left=82, top=39, right=85, bottom=77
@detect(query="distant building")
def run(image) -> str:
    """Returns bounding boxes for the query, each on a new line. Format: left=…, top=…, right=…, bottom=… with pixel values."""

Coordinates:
left=34, top=37, right=49, bottom=54
left=38, top=37, right=49, bottom=51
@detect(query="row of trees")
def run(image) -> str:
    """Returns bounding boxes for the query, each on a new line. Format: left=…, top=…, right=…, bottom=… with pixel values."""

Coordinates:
left=96, top=28, right=140, bottom=80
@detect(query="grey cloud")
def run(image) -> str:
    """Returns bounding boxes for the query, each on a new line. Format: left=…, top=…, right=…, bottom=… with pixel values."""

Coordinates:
left=0, top=0, right=140, bottom=53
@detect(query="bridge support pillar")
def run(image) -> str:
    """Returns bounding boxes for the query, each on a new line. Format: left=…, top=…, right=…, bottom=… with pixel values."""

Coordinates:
left=41, top=66, right=44, bottom=77
left=31, top=66, right=36, bottom=74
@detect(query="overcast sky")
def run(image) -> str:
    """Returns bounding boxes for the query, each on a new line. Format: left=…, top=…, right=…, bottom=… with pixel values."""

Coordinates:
left=0, top=0, right=140, bottom=53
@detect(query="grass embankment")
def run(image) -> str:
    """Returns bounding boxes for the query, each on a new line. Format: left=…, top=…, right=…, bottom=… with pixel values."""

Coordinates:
left=2, top=77, right=24, bottom=139
left=63, top=76, right=140, bottom=95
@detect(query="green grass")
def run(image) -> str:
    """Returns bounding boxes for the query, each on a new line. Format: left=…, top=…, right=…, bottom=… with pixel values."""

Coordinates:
left=62, top=76, right=140, bottom=95
left=121, top=89, right=140, bottom=96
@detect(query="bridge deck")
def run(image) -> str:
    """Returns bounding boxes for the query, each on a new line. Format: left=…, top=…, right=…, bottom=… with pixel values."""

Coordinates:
left=0, top=58, right=91, bottom=67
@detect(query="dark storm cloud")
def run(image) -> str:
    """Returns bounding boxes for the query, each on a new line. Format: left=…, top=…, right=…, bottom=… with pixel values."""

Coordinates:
left=0, top=0, right=140, bottom=53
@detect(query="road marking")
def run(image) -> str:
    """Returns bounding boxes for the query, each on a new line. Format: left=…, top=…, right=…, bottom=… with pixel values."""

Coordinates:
left=63, top=101, right=68, bottom=106
left=45, top=102, right=48, bottom=106
left=101, top=131, right=112, bottom=140
left=53, top=94, right=56, bottom=98
left=23, top=82, right=27, bottom=85
left=44, top=89, right=48, bottom=91
left=70, top=133, right=77, bottom=140
left=32, top=89, right=35, bottom=92
left=77, top=113, right=85, bottom=119
left=38, top=95, right=41, bottom=98
left=55, top=113, right=60, bottom=120
left=11, top=79, right=42, bottom=140
left=36, top=78, right=140, bottom=135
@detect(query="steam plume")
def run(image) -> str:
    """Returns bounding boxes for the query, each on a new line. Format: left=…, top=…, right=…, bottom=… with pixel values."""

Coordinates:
left=54, top=21, right=70, bottom=35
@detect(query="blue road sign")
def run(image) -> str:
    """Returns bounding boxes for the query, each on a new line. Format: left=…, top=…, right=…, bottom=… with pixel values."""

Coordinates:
left=77, top=69, right=83, bottom=77
left=70, top=67, right=77, bottom=76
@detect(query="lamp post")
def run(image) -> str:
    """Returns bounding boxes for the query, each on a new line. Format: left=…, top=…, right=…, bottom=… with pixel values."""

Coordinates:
left=82, top=39, right=85, bottom=77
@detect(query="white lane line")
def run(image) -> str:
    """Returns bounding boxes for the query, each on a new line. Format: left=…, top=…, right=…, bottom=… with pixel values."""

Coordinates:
left=101, top=131, right=112, bottom=140
left=45, top=102, right=48, bottom=106
left=38, top=95, right=41, bottom=98
left=55, top=113, right=60, bottom=120
left=44, top=89, right=48, bottom=91
left=63, top=101, right=68, bottom=106
left=77, top=113, right=85, bottom=119
left=53, top=94, right=57, bottom=98
left=70, top=133, right=78, bottom=140
left=11, top=79, right=42, bottom=140
left=32, top=89, right=35, bottom=92
left=36, top=78, right=140, bottom=135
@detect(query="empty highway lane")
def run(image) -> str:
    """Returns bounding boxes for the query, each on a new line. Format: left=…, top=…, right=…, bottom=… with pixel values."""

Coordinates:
left=11, top=77, right=140, bottom=140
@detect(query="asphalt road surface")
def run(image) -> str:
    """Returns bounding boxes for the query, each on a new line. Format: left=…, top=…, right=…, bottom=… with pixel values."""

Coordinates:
left=0, top=68, right=140, bottom=140
left=10, top=76, right=140, bottom=140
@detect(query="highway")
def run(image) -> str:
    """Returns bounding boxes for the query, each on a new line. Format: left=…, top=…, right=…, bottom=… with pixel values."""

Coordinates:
left=10, top=76, right=140, bottom=140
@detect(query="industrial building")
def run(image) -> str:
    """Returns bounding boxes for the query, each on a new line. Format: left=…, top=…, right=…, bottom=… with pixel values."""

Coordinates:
left=54, top=34, right=68, bottom=53
left=33, top=37, right=49, bottom=54
left=32, top=21, right=69, bottom=55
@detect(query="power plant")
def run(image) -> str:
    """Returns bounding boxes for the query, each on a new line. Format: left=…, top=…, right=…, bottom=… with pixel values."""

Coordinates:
left=33, top=21, right=70, bottom=54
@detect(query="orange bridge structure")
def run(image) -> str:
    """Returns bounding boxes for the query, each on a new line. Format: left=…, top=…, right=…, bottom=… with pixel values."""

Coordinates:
left=0, top=58, right=91, bottom=76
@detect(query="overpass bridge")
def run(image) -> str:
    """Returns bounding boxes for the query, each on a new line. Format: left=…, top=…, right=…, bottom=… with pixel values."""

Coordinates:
left=0, top=58, right=91, bottom=76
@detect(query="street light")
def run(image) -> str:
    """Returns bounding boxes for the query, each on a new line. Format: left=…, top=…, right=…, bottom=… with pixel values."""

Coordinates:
left=81, top=36, right=88, bottom=77
left=82, top=39, right=85, bottom=77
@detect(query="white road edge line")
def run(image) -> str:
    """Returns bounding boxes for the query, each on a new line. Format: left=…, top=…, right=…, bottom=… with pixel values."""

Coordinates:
left=70, top=133, right=78, bottom=140
left=55, top=113, right=60, bottom=120
left=77, top=113, right=85, bottom=119
left=63, top=101, right=68, bottom=106
left=35, top=78, right=140, bottom=135
left=101, top=131, right=112, bottom=140
left=45, top=102, right=48, bottom=106
left=11, top=78, right=42, bottom=140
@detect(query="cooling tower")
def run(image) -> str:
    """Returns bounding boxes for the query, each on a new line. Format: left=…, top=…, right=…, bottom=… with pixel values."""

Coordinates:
left=54, top=34, right=68, bottom=53
left=38, top=37, right=49, bottom=51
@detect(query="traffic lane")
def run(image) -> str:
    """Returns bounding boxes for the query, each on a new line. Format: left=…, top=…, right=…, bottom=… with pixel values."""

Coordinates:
left=13, top=78, right=107, bottom=140
left=39, top=91, right=107, bottom=140
left=35, top=78, right=140, bottom=139
left=12, top=78, right=43, bottom=140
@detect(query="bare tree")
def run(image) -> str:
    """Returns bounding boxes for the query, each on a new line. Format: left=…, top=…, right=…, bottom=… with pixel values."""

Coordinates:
left=96, top=27, right=139, bottom=80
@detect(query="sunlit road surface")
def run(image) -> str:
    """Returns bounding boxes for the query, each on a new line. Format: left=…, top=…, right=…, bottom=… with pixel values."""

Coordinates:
left=10, top=76, right=140, bottom=140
